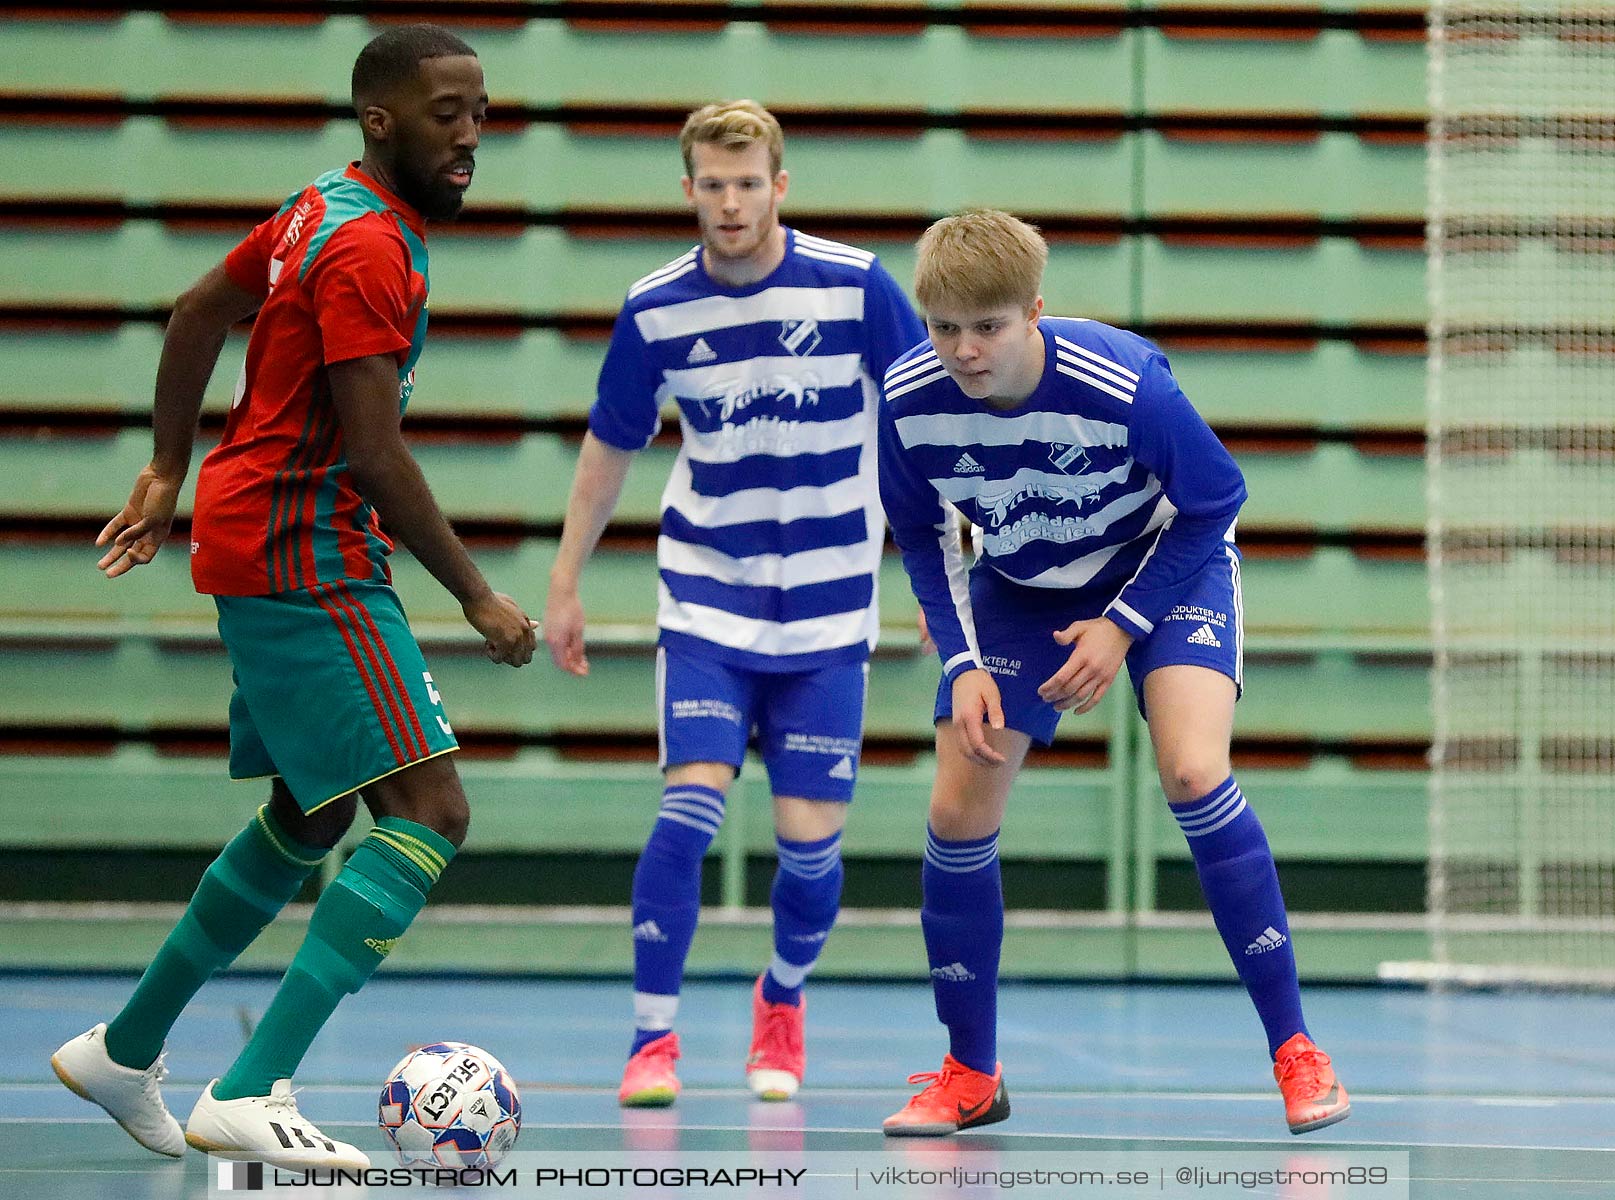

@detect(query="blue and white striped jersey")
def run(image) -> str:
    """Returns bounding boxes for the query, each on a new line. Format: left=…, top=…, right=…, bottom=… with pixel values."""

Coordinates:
left=877, top=316, right=1246, bottom=684
left=591, top=228, right=924, bottom=672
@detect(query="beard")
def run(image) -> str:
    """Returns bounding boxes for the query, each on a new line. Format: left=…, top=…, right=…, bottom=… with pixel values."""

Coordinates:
left=389, top=143, right=469, bottom=221
left=699, top=209, right=774, bottom=261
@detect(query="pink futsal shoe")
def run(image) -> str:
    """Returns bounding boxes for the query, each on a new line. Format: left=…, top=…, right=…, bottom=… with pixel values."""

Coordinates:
left=618, top=1032, right=681, bottom=1108
left=745, top=975, right=805, bottom=1101
left=882, top=1054, right=1010, bottom=1137
left=1274, top=1033, right=1351, bottom=1134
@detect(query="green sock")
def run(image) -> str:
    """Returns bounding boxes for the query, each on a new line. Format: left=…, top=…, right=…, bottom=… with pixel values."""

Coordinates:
left=104, top=805, right=327, bottom=1071
left=213, top=816, right=454, bottom=1100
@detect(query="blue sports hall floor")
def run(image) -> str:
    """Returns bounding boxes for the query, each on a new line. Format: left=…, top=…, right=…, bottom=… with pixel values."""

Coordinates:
left=8, top=974, right=1614, bottom=1198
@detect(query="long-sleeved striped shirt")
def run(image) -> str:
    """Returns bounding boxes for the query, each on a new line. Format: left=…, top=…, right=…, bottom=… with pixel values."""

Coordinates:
left=878, top=316, right=1246, bottom=683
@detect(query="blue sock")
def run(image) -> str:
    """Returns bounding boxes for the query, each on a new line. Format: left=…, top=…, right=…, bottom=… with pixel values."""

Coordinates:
left=1173, top=776, right=1309, bottom=1057
left=629, top=784, right=724, bottom=1055
left=763, top=831, right=844, bottom=1006
left=921, top=826, right=1003, bottom=1075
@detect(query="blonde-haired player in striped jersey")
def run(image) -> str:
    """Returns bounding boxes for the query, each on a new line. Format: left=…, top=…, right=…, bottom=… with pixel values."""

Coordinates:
left=543, top=101, right=923, bottom=1107
left=877, top=209, right=1349, bottom=1137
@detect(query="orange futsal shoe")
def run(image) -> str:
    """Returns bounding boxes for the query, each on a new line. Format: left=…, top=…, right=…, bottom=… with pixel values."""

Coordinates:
left=618, top=1032, right=681, bottom=1108
left=746, top=976, right=805, bottom=1101
left=1274, top=1033, right=1351, bottom=1134
left=882, top=1054, right=1009, bottom=1137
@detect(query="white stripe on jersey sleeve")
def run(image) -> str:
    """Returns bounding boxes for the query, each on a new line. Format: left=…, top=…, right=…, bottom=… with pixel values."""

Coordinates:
left=797, top=246, right=874, bottom=271
left=894, top=409, right=1127, bottom=450
left=1055, top=362, right=1136, bottom=404
left=629, top=249, right=699, bottom=299
left=885, top=367, right=951, bottom=402
left=1054, top=351, right=1138, bottom=397
left=937, top=504, right=983, bottom=672
left=796, top=232, right=875, bottom=261
left=634, top=286, right=864, bottom=343
left=883, top=351, right=942, bottom=390
left=1053, top=335, right=1141, bottom=382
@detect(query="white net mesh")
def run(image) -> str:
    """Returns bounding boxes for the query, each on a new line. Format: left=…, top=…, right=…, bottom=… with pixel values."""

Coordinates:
left=1425, top=1, right=1615, bottom=985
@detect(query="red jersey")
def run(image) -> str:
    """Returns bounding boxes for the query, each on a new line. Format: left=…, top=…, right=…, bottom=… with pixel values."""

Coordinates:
left=191, top=164, right=431, bottom=595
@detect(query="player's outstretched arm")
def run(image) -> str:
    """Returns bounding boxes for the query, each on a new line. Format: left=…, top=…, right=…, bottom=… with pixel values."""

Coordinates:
left=328, top=353, right=536, bottom=667
left=97, top=264, right=262, bottom=578
left=543, top=431, right=635, bottom=677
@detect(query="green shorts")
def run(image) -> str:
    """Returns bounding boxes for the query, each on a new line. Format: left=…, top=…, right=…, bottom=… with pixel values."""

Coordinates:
left=214, top=579, right=458, bottom=813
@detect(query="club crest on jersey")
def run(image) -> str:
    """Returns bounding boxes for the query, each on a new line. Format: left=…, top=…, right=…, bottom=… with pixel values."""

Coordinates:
left=1048, top=443, right=1092, bottom=474
left=778, top=319, right=822, bottom=357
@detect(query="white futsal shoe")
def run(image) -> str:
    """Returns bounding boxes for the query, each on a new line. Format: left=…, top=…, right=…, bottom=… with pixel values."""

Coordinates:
left=186, top=1078, right=370, bottom=1170
left=52, top=1022, right=186, bottom=1157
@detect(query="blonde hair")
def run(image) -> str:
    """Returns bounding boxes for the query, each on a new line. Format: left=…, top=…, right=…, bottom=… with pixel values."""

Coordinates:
left=679, top=100, right=784, bottom=177
left=914, top=209, right=1048, bottom=314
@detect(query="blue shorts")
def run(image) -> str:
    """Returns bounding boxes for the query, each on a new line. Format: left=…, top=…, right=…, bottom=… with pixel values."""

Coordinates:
left=657, top=645, right=868, bottom=801
left=934, top=548, right=1244, bottom=745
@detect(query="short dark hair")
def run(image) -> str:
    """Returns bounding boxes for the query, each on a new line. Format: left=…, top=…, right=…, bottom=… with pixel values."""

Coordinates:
left=351, top=24, right=476, bottom=113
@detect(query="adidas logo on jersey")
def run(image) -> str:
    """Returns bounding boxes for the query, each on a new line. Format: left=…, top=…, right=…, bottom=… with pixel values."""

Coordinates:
left=633, top=920, right=669, bottom=943
left=1245, top=927, right=1288, bottom=956
left=953, top=453, right=985, bottom=474
left=686, top=337, right=717, bottom=364
left=1187, top=623, right=1222, bottom=648
left=828, top=755, right=856, bottom=780
left=930, top=961, right=977, bottom=982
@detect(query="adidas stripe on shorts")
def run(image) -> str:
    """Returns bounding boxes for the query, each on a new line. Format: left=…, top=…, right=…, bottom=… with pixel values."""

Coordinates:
left=934, top=547, right=1244, bottom=744
left=656, top=643, right=867, bottom=801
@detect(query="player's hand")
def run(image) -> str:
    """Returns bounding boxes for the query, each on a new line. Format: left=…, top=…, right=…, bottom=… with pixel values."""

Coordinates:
left=96, top=463, right=183, bottom=578
left=1038, top=617, right=1133, bottom=715
left=463, top=591, right=538, bottom=667
left=542, top=586, right=589, bottom=676
left=951, top=668, right=1006, bottom=766
left=916, top=608, right=934, bottom=655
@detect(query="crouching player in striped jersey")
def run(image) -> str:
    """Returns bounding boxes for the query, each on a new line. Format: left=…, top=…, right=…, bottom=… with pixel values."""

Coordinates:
left=543, top=101, right=924, bottom=1106
left=876, top=210, right=1349, bottom=1137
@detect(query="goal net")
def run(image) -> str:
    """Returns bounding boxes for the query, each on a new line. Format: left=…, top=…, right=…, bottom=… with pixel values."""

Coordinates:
left=1417, top=0, right=1615, bottom=986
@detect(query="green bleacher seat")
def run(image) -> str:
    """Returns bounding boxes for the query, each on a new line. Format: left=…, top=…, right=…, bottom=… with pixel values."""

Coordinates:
left=1142, top=131, right=1424, bottom=220
left=1167, top=344, right=1422, bottom=432
left=1141, top=28, right=1426, bottom=115
left=0, top=120, right=361, bottom=205
left=1238, top=442, right=1422, bottom=532
left=1140, top=236, right=1425, bottom=325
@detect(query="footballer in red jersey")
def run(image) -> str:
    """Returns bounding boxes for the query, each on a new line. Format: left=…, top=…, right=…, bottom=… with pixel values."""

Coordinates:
left=58, top=25, right=538, bottom=1170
